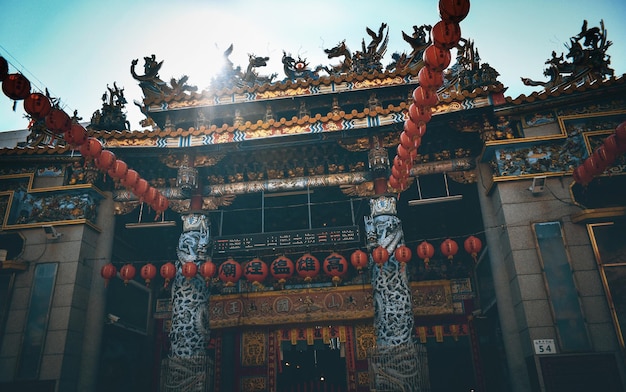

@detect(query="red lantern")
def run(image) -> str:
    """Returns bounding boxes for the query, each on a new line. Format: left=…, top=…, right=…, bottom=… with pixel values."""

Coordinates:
left=24, top=92, right=52, bottom=119
left=388, top=175, right=401, bottom=190
left=100, top=263, right=117, bottom=288
left=296, top=253, right=320, bottom=282
left=199, top=258, right=217, bottom=286
left=583, top=154, right=604, bottom=176
left=392, top=165, right=408, bottom=181
left=440, top=238, right=459, bottom=260
left=140, top=263, right=157, bottom=287
left=593, top=146, right=616, bottom=171
left=244, top=257, right=269, bottom=287
left=573, top=165, right=593, bottom=186
left=45, top=108, right=72, bottom=134
left=119, top=263, right=136, bottom=285
left=393, top=155, right=411, bottom=175
left=182, top=261, right=198, bottom=280
left=94, top=149, right=116, bottom=172
left=121, top=169, right=140, bottom=189
left=397, top=143, right=412, bottom=161
left=160, top=262, right=176, bottom=288
left=400, top=130, right=416, bottom=152
left=133, top=178, right=150, bottom=199
left=423, top=45, right=452, bottom=72
left=219, top=257, right=242, bottom=287
left=152, top=194, right=169, bottom=213
left=64, top=123, right=87, bottom=146
left=431, top=20, right=462, bottom=50
left=372, top=246, right=389, bottom=266
left=107, top=159, right=128, bottom=180
left=143, top=186, right=159, bottom=205
left=323, top=252, right=348, bottom=285
left=439, top=0, right=471, bottom=23
left=350, top=249, right=368, bottom=271
left=2, top=73, right=31, bottom=100
left=464, top=235, right=483, bottom=262
left=408, top=103, right=432, bottom=124
left=80, top=137, right=103, bottom=160
left=394, top=245, right=412, bottom=264
left=0, top=56, right=8, bottom=81
left=404, top=118, right=427, bottom=139
left=417, top=241, right=435, bottom=269
left=603, top=134, right=624, bottom=157
left=270, top=255, right=295, bottom=286
left=412, top=86, right=438, bottom=107
left=418, top=66, right=444, bottom=91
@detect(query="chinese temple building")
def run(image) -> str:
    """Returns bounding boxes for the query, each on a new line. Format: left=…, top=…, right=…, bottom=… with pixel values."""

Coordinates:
left=1, top=8, right=626, bottom=392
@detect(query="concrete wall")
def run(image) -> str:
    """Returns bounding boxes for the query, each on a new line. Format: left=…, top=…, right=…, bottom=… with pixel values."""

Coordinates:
left=477, top=163, right=625, bottom=390
left=0, top=192, right=115, bottom=392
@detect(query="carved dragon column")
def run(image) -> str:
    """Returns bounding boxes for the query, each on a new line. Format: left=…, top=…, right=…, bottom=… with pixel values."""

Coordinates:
left=165, top=196, right=212, bottom=391
left=364, top=142, right=429, bottom=392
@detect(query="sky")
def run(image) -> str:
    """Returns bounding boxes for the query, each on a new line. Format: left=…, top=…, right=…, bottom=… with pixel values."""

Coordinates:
left=1, top=0, right=625, bottom=132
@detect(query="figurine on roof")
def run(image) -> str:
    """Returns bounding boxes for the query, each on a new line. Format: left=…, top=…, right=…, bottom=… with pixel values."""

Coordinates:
left=240, top=54, right=277, bottom=87
left=89, top=82, right=130, bottom=131
left=387, top=24, right=432, bottom=72
left=281, top=51, right=323, bottom=81
left=322, top=23, right=389, bottom=75
left=131, top=54, right=170, bottom=99
left=521, top=20, right=614, bottom=90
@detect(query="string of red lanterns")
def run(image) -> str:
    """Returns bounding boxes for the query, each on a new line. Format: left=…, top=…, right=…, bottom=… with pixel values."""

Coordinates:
left=389, top=0, right=470, bottom=192
left=99, top=235, right=483, bottom=288
left=0, top=56, right=169, bottom=219
left=573, top=120, right=626, bottom=186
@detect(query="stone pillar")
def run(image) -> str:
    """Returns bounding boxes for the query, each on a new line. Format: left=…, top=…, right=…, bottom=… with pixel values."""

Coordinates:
left=165, top=213, right=211, bottom=391
left=475, top=163, right=531, bottom=392
left=78, top=192, right=115, bottom=391
left=365, top=195, right=426, bottom=392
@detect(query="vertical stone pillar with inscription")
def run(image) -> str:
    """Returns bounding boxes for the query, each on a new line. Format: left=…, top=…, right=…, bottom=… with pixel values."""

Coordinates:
left=365, top=196, right=428, bottom=391
left=165, top=213, right=212, bottom=391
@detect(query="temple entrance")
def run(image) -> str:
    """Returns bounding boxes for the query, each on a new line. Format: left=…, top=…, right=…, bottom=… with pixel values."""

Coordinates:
left=277, top=343, right=347, bottom=392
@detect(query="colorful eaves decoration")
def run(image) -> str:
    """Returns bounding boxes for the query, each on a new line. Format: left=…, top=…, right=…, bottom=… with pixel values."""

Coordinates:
left=0, top=56, right=170, bottom=219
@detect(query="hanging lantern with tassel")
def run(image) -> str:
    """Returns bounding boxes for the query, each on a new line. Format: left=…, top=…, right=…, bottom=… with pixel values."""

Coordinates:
left=160, top=262, right=176, bottom=288
left=140, top=263, right=157, bottom=287
left=199, top=258, right=217, bottom=287
left=323, top=252, right=348, bottom=286
left=417, top=241, right=435, bottom=269
left=100, top=263, right=117, bottom=288
left=464, top=235, right=483, bottom=263
left=119, top=263, right=136, bottom=286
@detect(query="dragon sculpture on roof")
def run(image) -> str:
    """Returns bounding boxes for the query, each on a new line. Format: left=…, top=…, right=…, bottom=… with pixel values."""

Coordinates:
left=521, top=20, right=614, bottom=90
left=322, top=23, right=390, bottom=76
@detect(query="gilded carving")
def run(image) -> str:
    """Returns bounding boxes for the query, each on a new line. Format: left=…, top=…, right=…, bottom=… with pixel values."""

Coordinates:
left=241, top=376, right=266, bottom=392
left=242, top=331, right=266, bottom=367
left=355, top=324, right=376, bottom=360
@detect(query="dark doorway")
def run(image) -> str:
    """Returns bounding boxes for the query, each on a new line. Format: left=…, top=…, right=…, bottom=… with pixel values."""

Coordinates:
left=278, top=344, right=347, bottom=392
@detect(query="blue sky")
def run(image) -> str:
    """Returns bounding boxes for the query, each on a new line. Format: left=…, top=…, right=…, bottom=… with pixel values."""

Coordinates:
left=1, top=0, right=625, bottom=132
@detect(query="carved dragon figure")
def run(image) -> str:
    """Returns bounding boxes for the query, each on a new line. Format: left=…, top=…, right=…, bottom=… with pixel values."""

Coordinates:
left=364, top=196, right=428, bottom=392
left=281, top=51, right=323, bottom=81
left=241, top=54, right=277, bottom=87
left=323, top=40, right=353, bottom=75
left=521, top=20, right=614, bottom=90
left=165, top=213, right=212, bottom=391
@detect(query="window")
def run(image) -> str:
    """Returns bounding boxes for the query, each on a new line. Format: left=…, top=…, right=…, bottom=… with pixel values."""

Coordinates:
left=534, top=222, right=590, bottom=352
left=17, top=263, right=58, bottom=379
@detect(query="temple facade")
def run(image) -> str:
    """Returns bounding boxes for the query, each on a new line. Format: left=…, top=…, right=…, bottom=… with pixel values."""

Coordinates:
left=0, top=14, right=625, bottom=392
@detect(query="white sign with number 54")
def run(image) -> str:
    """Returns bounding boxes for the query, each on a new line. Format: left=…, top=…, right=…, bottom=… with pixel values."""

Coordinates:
left=533, top=339, right=556, bottom=354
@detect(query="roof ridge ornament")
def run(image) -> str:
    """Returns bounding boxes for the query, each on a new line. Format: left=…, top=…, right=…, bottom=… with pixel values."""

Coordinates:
left=521, top=19, right=614, bottom=91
